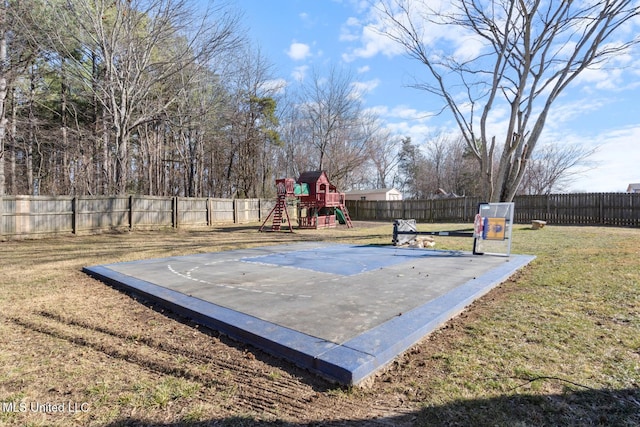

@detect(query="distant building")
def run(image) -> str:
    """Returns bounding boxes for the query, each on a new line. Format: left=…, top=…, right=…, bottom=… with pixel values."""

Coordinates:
left=627, top=183, right=640, bottom=193
left=344, top=188, right=403, bottom=201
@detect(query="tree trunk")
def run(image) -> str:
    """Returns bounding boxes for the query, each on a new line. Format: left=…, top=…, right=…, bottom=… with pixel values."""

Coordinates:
left=115, top=130, right=129, bottom=194
left=60, top=58, right=71, bottom=194
left=9, top=87, right=16, bottom=194
left=26, top=64, right=35, bottom=194
left=0, top=8, right=7, bottom=196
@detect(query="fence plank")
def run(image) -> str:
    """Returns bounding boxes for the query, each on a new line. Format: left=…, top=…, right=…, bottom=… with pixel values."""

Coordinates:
left=76, top=196, right=129, bottom=231
left=131, top=196, right=173, bottom=229
left=211, top=199, right=234, bottom=223
left=234, top=199, right=261, bottom=223
left=178, top=197, right=209, bottom=228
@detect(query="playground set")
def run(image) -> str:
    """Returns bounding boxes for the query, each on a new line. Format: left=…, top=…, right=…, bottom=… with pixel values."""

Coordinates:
left=259, top=171, right=353, bottom=232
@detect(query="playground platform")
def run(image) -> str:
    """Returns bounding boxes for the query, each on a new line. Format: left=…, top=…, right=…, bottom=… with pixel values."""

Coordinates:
left=83, top=243, right=534, bottom=386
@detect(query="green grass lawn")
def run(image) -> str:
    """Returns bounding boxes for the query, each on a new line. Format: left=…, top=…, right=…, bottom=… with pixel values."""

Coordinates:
left=0, top=222, right=638, bottom=426
left=409, top=224, right=640, bottom=425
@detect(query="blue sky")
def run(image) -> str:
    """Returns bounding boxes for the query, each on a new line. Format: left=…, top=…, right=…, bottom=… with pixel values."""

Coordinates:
left=239, top=0, right=640, bottom=193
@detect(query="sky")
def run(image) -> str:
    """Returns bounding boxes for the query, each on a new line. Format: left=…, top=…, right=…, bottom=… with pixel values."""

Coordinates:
left=236, top=0, right=640, bottom=193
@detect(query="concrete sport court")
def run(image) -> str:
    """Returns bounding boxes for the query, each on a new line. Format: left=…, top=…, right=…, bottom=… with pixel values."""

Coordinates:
left=84, top=242, right=534, bottom=385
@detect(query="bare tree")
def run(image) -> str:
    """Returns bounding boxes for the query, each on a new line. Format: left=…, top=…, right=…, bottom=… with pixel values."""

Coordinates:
left=297, top=65, right=373, bottom=186
left=366, top=125, right=400, bottom=188
left=422, top=133, right=482, bottom=196
left=376, top=0, right=640, bottom=201
left=56, top=0, right=241, bottom=194
left=424, top=133, right=451, bottom=193
left=223, top=45, right=283, bottom=198
left=275, top=94, right=308, bottom=179
left=519, top=143, right=597, bottom=195
left=396, top=136, right=430, bottom=198
left=0, top=0, right=41, bottom=195
left=444, top=136, right=482, bottom=196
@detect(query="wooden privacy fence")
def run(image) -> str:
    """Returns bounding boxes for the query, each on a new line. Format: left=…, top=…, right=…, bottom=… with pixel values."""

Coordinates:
left=345, top=192, right=640, bottom=226
left=346, top=197, right=483, bottom=223
left=1, top=192, right=638, bottom=239
left=0, top=195, right=295, bottom=239
left=511, top=193, right=640, bottom=226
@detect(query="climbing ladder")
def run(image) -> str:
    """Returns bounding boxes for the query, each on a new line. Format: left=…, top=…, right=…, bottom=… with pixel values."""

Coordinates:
left=259, top=180, right=294, bottom=232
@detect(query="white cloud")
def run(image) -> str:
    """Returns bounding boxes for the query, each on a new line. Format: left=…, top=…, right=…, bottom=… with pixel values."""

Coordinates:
left=340, top=0, right=481, bottom=65
left=545, top=97, right=608, bottom=130
left=568, top=125, right=640, bottom=192
left=385, top=120, right=433, bottom=142
left=299, top=11, right=315, bottom=28
left=351, top=78, right=380, bottom=98
left=371, top=104, right=441, bottom=143
left=451, top=33, right=487, bottom=63
left=259, top=78, right=287, bottom=95
left=357, top=65, right=370, bottom=73
left=365, top=105, right=389, bottom=117
left=342, top=24, right=405, bottom=62
left=388, top=105, right=425, bottom=121
left=286, top=42, right=311, bottom=61
left=340, top=17, right=361, bottom=42
left=554, top=41, right=638, bottom=93
left=291, top=65, right=309, bottom=82
left=575, top=67, right=625, bottom=91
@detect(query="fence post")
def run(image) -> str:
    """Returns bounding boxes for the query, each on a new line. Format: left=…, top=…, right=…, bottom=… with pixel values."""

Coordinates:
left=128, top=195, right=134, bottom=230
left=72, top=196, right=78, bottom=234
left=463, top=197, right=467, bottom=222
left=233, top=199, right=238, bottom=224
left=428, top=199, right=433, bottom=223
left=0, top=195, right=3, bottom=238
left=258, top=198, right=262, bottom=223
left=545, top=195, right=550, bottom=222
left=172, top=197, right=178, bottom=228
left=206, top=198, right=212, bottom=226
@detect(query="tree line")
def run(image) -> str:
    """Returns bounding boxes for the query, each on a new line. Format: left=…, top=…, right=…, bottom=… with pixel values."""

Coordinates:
left=0, top=0, right=394, bottom=198
left=0, top=0, right=634, bottom=200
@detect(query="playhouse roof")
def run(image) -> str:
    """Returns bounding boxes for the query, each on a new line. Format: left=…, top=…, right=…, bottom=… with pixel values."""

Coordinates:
left=297, top=170, right=328, bottom=184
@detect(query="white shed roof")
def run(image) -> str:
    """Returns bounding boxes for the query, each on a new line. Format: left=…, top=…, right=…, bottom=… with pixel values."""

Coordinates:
left=627, top=183, right=640, bottom=192
left=345, top=188, right=400, bottom=195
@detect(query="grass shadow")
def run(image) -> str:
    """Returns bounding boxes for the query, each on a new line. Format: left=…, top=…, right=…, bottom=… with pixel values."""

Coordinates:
left=416, top=386, right=640, bottom=426
left=102, top=386, right=640, bottom=426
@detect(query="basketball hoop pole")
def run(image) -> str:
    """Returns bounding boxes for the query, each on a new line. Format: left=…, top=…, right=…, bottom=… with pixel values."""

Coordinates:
left=392, top=223, right=483, bottom=252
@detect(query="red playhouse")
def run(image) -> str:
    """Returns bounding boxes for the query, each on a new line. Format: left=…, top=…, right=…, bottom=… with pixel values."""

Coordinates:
left=259, top=171, right=353, bottom=232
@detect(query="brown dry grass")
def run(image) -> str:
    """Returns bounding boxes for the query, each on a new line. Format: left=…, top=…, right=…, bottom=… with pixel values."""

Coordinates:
left=1, top=222, right=639, bottom=426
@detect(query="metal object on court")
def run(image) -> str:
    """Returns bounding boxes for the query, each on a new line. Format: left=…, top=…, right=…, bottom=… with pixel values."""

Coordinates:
left=392, top=202, right=515, bottom=256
